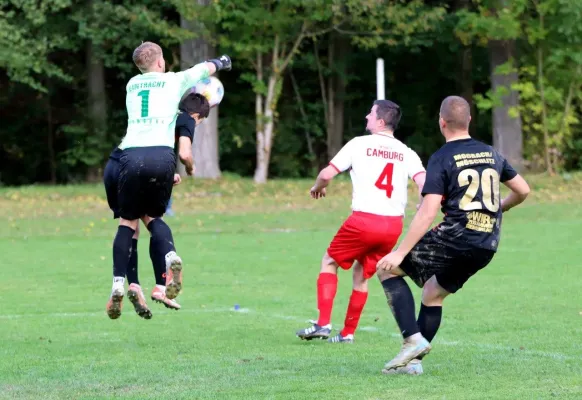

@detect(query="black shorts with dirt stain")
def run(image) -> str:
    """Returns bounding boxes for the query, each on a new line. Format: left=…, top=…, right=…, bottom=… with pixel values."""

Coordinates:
left=103, top=148, right=122, bottom=219
left=117, top=146, right=176, bottom=220
left=400, top=230, right=495, bottom=294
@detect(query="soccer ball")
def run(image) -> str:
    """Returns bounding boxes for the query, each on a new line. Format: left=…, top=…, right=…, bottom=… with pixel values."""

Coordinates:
left=191, top=76, right=224, bottom=107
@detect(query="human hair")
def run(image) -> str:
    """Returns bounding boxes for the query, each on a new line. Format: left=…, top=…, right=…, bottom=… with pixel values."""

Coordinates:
left=373, top=99, right=402, bottom=130
left=179, top=93, right=210, bottom=119
left=440, top=96, right=471, bottom=131
left=132, top=42, right=163, bottom=72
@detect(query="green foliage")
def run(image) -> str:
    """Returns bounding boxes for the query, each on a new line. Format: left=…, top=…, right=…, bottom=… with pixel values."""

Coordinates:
left=455, top=0, right=528, bottom=45
left=58, top=124, right=104, bottom=168
left=0, top=0, right=74, bottom=92
left=511, top=65, right=579, bottom=168
left=205, top=0, right=446, bottom=89
left=519, top=0, right=582, bottom=171
left=473, top=61, right=518, bottom=112
left=459, top=0, right=582, bottom=172
left=200, top=0, right=329, bottom=66
left=74, top=1, right=193, bottom=73
left=342, top=0, right=446, bottom=49
left=1, top=0, right=581, bottom=185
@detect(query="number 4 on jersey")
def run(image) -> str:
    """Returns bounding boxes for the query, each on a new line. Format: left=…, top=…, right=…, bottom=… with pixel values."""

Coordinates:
left=375, top=162, right=394, bottom=198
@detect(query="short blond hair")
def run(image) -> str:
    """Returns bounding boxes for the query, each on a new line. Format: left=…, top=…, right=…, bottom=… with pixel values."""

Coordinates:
left=132, top=42, right=162, bottom=72
left=440, top=96, right=471, bottom=130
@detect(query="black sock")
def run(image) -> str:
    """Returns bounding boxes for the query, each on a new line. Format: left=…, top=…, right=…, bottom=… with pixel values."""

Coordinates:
left=415, top=303, right=442, bottom=360
left=381, top=277, right=419, bottom=339
left=150, top=237, right=166, bottom=286
left=417, top=303, right=442, bottom=342
left=147, top=219, right=176, bottom=286
left=126, top=239, right=139, bottom=285
left=147, top=219, right=176, bottom=255
left=113, top=226, right=135, bottom=279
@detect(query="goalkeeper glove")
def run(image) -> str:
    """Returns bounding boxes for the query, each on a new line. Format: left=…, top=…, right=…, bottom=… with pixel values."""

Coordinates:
left=207, top=55, right=232, bottom=72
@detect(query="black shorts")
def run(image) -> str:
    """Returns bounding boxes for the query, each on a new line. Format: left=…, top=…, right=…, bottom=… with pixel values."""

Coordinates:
left=118, top=147, right=176, bottom=220
left=103, top=156, right=121, bottom=219
left=400, top=230, right=495, bottom=294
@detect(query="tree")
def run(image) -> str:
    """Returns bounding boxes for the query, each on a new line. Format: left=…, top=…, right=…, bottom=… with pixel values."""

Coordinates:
left=0, top=1, right=76, bottom=183
left=453, top=0, right=477, bottom=136
left=457, top=0, right=527, bottom=171
left=206, top=0, right=446, bottom=182
left=0, top=0, right=72, bottom=92
left=317, top=32, right=349, bottom=162
left=203, top=0, right=338, bottom=183
left=85, top=0, right=108, bottom=182
left=299, top=0, right=446, bottom=163
left=488, top=38, right=524, bottom=170
left=180, top=0, right=222, bottom=179
left=459, top=0, right=582, bottom=173
left=517, top=0, right=582, bottom=173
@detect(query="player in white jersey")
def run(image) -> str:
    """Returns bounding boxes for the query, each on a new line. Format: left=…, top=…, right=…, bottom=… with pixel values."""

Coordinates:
left=296, top=100, right=426, bottom=342
left=106, top=42, right=232, bottom=319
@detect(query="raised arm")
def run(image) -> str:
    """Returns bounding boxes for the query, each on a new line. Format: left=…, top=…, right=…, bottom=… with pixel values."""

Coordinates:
left=177, top=55, right=232, bottom=95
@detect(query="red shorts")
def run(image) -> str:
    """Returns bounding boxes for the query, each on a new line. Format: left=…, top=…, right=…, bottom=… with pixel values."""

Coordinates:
left=327, top=211, right=403, bottom=279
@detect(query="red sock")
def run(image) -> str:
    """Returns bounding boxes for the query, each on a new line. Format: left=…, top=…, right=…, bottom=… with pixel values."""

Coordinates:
left=340, top=290, right=369, bottom=337
left=316, top=273, right=338, bottom=326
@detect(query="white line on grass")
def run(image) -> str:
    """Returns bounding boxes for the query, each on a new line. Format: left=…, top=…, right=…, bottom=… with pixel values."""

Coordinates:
left=1, top=308, right=577, bottom=361
left=0, top=308, right=239, bottom=319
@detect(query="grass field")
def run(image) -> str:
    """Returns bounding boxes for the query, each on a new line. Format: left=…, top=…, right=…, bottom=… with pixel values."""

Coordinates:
left=0, top=173, right=581, bottom=399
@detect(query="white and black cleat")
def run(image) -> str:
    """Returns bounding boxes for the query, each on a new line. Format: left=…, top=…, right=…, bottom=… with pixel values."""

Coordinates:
left=328, top=333, right=354, bottom=344
left=296, top=323, right=332, bottom=340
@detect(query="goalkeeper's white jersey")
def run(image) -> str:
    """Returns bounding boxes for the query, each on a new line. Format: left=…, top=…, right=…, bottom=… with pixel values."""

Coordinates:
left=119, top=64, right=209, bottom=149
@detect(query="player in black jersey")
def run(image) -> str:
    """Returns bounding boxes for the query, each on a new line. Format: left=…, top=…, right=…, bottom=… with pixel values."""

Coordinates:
left=102, top=93, right=209, bottom=317
left=165, top=92, right=203, bottom=216
left=376, top=96, right=530, bottom=375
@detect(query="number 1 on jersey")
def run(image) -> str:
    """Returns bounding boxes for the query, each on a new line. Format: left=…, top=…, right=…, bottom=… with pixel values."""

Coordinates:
left=375, top=162, right=394, bottom=197
left=137, top=90, right=150, bottom=118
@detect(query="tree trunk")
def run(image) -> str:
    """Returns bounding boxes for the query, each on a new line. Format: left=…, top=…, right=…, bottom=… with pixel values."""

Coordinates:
left=289, top=69, right=316, bottom=170
left=192, top=106, right=220, bottom=178
left=254, top=53, right=265, bottom=183
left=537, top=47, right=553, bottom=175
left=489, top=39, right=524, bottom=171
left=254, top=73, right=278, bottom=183
left=535, top=11, right=554, bottom=175
left=459, top=45, right=476, bottom=136
left=46, top=80, right=57, bottom=184
left=326, top=33, right=348, bottom=160
left=453, top=0, right=476, bottom=135
left=179, top=3, right=221, bottom=179
left=252, top=29, right=305, bottom=183
left=86, top=30, right=107, bottom=182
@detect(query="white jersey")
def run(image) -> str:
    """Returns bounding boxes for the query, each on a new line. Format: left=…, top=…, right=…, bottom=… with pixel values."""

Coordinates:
left=119, top=64, right=210, bottom=149
left=330, top=133, right=425, bottom=216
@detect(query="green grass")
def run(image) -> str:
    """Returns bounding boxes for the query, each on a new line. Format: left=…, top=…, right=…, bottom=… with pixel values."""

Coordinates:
left=0, top=174, right=581, bottom=399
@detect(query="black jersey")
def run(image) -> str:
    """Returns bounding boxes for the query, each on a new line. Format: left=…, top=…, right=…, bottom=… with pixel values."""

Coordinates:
left=422, top=138, right=517, bottom=251
left=175, top=110, right=195, bottom=143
